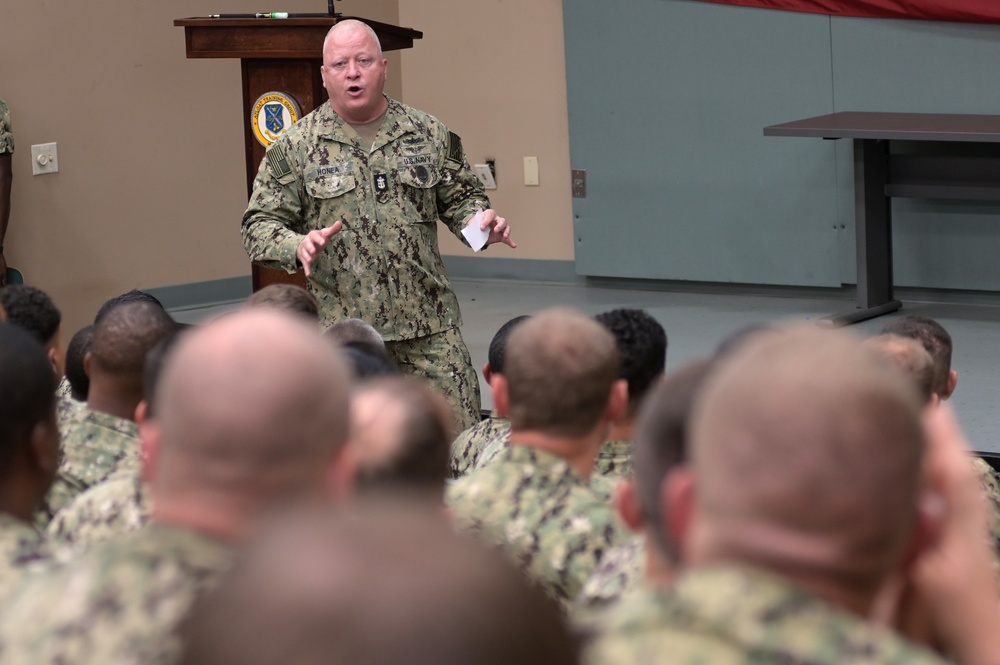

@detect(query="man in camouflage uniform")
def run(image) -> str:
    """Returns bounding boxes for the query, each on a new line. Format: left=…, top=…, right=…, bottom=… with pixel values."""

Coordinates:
left=585, top=326, right=1000, bottom=664
left=574, top=359, right=713, bottom=621
left=448, top=315, right=528, bottom=477
left=46, top=467, right=148, bottom=557
left=0, top=326, right=60, bottom=603
left=0, top=309, right=356, bottom=665
left=0, top=98, right=13, bottom=286
left=447, top=308, right=629, bottom=607
left=242, top=20, right=514, bottom=431
left=36, top=301, right=175, bottom=526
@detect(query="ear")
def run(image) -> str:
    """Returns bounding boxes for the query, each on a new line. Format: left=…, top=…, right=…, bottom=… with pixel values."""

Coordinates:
left=28, top=419, right=61, bottom=477
left=606, top=379, right=629, bottom=424
left=134, top=400, right=148, bottom=425
left=481, top=361, right=492, bottom=384
left=663, top=465, right=695, bottom=561
left=901, top=488, right=946, bottom=573
left=614, top=478, right=645, bottom=532
left=83, top=351, right=92, bottom=379
left=47, top=347, right=60, bottom=377
left=943, top=370, right=958, bottom=401
left=139, top=419, right=162, bottom=487
left=491, top=374, right=510, bottom=418
left=326, top=445, right=358, bottom=501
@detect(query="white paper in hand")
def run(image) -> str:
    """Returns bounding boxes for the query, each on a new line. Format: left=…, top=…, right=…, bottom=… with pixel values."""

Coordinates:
left=462, top=211, right=490, bottom=252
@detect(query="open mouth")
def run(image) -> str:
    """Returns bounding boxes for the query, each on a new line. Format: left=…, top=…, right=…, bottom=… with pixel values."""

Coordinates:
left=347, top=85, right=363, bottom=96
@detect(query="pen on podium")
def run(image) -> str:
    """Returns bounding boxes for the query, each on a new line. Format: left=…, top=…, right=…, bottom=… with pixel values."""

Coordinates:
left=209, top=12, right=289, bottom=18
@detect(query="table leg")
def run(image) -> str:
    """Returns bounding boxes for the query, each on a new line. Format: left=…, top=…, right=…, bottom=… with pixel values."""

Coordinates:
left=822, top=138, right=901, bottom=326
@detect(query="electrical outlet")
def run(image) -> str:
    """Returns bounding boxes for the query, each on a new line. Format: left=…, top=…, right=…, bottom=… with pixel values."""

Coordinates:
left=31, top=143, right=59, bottom=175
left=474, top=164, right=497, bottom=190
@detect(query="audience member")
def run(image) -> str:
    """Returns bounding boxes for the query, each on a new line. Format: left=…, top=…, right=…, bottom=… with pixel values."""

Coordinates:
left=244, top=283, right=319, bottom=322
left=324, top=317, right=387, bottom=354
left=584, top=325, right=999, bottom=664
left=0, top=309, right=354, bottom=664
left=47, top=330, right=183, bottom=555
left=0, top=325, right=60, bottom=602
left=57, top=324, right=95, bottom=430
left=36, top=301, right=176, bottom=526
left=882, top=315, right=957, bottom=399
left=93, top=289, right=166, bottom=325
left=591, top=308, right=667, bottom=478
left=0, top=285, right=63, bottom=376
left=449, top=314, right=528, bottom=477
left=864, top=333, right=936, bottom=405
left=575, top=359, right=714, bottom=619
left=177, top=502, right=577, bottom=665
left=350, top=377, right=454, bottom=502
left=447, top=308, right=629, bottom=606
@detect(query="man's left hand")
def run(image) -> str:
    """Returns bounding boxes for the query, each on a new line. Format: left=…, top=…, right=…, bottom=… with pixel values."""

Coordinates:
left=478, top=209, right=517, bottom=249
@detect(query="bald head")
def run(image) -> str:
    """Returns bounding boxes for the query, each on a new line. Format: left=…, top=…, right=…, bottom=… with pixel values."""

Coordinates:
left=350, top=377, right=454, bottom=500
left=323, top=19, right=383, bottom=58
left=864, top=333, right=935, bottom=404
left=688, top=326, right=926, bottom=588
left=503, top=307, right=619, bottom=437
left=152, top=310, right=351, bottom=514
left=178, top=503, right=576, bottom=665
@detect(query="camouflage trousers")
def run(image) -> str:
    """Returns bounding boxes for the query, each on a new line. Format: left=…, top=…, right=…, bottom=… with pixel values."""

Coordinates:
left=385, top=326, right=481, bottom=431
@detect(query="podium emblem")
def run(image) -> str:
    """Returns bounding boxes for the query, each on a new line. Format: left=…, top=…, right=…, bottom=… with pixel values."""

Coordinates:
left=251, top=92, right=301, bottom=147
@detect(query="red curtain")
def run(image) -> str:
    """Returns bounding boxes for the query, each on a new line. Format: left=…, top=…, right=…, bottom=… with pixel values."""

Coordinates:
left=697, top=0, right=1000, bottom=24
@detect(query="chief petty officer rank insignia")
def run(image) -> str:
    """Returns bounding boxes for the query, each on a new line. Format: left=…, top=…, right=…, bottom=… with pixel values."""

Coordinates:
left=374, top=173, right=389, bottom=192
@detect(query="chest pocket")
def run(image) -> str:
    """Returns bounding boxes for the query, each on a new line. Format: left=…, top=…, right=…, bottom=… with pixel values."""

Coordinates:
left=306, top=173, right=357, bottom=200
left=396, top=163, right=443, bottom=220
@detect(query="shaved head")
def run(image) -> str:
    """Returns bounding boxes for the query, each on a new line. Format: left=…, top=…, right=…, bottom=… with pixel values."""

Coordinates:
left=152, top=310, right=351, bottom=511
left=504, top=308, right=619, bottom=437
left=90, top=301, right=176, bottom=380
left=323, top=19, right=383, bottom=59
left=179, top=502, right=576, bottom=665
left=688, top=326, right=926, bottom=588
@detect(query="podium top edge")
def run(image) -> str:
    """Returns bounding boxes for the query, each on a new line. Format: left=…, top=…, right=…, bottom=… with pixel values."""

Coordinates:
left=173, top=16, right=422, bottom=39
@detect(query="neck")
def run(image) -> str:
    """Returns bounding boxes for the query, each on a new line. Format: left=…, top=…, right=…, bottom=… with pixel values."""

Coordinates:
left=86, top=376, right=140, bottom=421
left=643, top=532, right=678, bottom=587
left=333, top=97, right=388, bottom=125
left=151, top=496, right=249, bottom=544
left=508, top=425, right=607, bottom=480
left=0, top=474, right=45, bottom=524
left=607, top=418, right=634, bottom=442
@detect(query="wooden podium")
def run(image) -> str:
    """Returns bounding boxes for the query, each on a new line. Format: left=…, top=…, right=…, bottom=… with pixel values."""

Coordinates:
left=174, top=16, right=422, bottom=290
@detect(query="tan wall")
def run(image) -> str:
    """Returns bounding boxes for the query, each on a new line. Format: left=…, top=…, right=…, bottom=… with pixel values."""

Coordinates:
left=2, top=0, right=400, bottom=335
left=2, top=0, right=570, bottom=336
left=397, top=0, right=574, bottom=261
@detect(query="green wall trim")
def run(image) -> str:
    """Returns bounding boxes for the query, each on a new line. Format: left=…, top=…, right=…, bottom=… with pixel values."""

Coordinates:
left=144, top=275, right=253, bottom=311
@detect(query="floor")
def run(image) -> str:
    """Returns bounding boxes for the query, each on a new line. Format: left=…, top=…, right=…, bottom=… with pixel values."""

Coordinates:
left=171, top=279, right=1000, bottom=452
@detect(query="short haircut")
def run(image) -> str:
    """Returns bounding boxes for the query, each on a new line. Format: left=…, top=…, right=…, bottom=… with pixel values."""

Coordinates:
left=595, top=309, right=667, bottom=411
left=178, top=502, right=576, bottom=665
left=487, top=316, right=530, bottom=375
left=690, top=326, right=926, bottom=588
left=94, top=289, right=165, bottom=324
left=881, top=315, right=953, bottom=397
left=864, top=334, right=935, bottom=404
left=245, top=285, right=319, bottom=322
left=504, top=308, right=619, bottom=437
left=65, top=325, right=96, bottom=401
left=324, top=318, right=385, bottom=353
left=0, top=285, right=61, bottom=346
left=90, top=301, right=177, bottom=384
left=351, top=377, right=454, bottom=499
left=0, top=325, right=57, bottom=477
left=340, top=344, right=400, bottom=382
left=633, top=358, right=716, bottom=561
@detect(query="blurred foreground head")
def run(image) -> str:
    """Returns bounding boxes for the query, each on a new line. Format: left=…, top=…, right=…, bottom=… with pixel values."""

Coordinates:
left=684, top=325, right=926, bottom=596
left=178, top=502, right=577, bottom=665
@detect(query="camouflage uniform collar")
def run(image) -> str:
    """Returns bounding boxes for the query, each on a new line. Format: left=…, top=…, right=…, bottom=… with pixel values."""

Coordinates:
left=597, top=439, right=632, bottom=458
left=133, top=522, right=234, bottom=564
left=654, top=565, right=934, bottom=662
left=318, top=97, right=415, bottom=149
left=504, top=445, right=588, bottom=484
left=0, top=512, right=41, bottom=538
left=77, top=406, right=138, bottom=438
